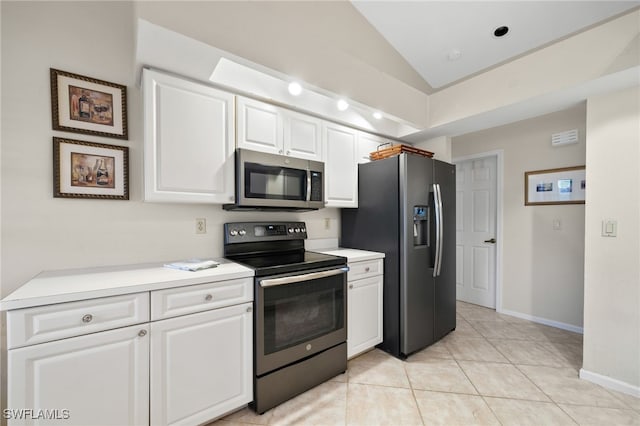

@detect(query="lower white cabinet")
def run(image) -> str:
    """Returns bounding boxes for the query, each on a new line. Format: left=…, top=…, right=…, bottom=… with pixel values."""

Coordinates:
left=8, top=324, right=150, bottom=426
left=5, top=273, right=254, bottom=426
left=347, top=259, right=384, bottom=358
left=150, top=302, right=253, bottom=426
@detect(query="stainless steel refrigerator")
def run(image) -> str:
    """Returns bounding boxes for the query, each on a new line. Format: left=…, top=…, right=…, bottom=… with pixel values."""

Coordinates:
left=341, top=153, right=456, bottom=359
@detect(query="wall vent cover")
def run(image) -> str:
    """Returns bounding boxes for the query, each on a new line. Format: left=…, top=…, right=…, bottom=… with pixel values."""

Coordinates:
left=551, top=129, right=578, bottom=147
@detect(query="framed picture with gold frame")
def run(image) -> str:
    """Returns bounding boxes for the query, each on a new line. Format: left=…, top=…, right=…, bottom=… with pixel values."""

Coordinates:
left=525, top=166, right=585, bottom=206
left=53, top=137, right=129, bottom=200
left=50, top=68, right=128, bottom=140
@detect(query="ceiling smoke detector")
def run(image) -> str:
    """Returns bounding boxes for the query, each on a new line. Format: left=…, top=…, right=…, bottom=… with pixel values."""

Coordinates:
left=493, top=26, right=509, bottom=37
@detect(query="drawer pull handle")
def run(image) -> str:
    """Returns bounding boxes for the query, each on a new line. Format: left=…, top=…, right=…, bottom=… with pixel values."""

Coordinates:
left=246, top=306, right=253, bottom=313
left=138, top=330, right=147, bottom=337
left=365, top=267, right=370, bottom=272
left=349, top=284, right=354, bottom=289
left=82, top=314, right=93, bottom=323
left=205, top=294, right=213, bottom=301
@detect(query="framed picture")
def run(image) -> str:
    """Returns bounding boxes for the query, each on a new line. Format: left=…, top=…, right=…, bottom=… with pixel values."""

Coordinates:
left=53, top=137, right=129, bottom=200
left=525, top=166, right=585, bottom=206
left=50, top=68, right=128, bottom=140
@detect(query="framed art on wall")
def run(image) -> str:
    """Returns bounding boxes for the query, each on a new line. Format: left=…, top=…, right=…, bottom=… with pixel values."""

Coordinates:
left=53, top=137, right=129, bottom=200
left=50, top=68, right=128, bottom=139
left=524, top=165, right=585, bottom=206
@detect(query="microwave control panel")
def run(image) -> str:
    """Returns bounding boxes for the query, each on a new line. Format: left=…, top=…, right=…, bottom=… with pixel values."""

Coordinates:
left=310, top=171, right=323, bottom=202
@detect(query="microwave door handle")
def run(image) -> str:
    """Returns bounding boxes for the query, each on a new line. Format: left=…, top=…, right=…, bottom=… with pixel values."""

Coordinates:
left=306, top=170, right=312, bottom=202
left=260, top=267, right=349, bottom=287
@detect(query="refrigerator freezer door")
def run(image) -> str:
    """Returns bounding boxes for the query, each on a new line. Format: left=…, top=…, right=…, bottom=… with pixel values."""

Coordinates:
left=434, top=160, right=457, bottom=341
left=400, top=154, right=434, bottom=355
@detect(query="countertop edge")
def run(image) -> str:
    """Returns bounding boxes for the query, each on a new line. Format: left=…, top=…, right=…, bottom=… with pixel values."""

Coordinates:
left=0, top=262, right=255, bottom=311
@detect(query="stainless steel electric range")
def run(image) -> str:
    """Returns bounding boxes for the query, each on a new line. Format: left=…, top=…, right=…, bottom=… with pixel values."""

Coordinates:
left=223, top=221, right=348, bottom=414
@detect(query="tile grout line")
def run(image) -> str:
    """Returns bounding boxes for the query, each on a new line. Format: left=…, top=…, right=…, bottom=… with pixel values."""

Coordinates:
left=459, top=303, right=582, bottom=425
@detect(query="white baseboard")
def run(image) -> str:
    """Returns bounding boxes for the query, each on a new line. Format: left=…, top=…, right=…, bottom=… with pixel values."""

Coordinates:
left=580, top=368, right=640, bottom=398
left=497, top=308, right=584, bottom=334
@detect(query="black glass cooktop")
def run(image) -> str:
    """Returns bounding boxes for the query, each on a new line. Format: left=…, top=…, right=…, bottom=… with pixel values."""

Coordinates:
left=229, top=250, right=347, bottom=277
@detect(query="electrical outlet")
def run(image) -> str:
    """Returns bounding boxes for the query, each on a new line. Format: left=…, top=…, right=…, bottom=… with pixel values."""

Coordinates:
left=195, top=218, right=206, bottom=234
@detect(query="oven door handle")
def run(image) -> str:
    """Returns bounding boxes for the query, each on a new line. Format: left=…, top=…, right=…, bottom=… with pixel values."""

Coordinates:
left=259, top=267, right=349, bottom=287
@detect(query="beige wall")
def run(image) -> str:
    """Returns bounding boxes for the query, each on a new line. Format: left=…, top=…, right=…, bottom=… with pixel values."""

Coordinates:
left=0, top=1, right=340, bottom=298
left=452, top=105, right=586, bottom=328
left=582, top=85, right=640, bottom=391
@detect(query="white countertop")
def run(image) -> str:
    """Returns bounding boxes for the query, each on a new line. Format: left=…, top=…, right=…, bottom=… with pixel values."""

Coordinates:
left=0, top=259, right=254, bottom=311
left=313, top=248, right=385, bottom=262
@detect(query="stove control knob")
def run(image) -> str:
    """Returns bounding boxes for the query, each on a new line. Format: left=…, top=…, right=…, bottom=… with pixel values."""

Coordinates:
left=301, top=228, right=306, bottom=233
left=294, top=228, right=300, bottom=233
left=288, top=228, right=294, bottom=234
left=238, top=229, right=246, bottom=236
left=229, top=229, right=238, bottom=236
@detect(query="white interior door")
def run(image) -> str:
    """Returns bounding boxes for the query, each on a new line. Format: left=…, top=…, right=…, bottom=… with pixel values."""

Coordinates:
left=455, top=156, right=497, bottom=308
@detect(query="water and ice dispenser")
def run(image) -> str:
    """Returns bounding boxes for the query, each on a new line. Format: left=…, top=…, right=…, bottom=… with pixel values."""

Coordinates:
left=413, top=206, right=429, bottom=246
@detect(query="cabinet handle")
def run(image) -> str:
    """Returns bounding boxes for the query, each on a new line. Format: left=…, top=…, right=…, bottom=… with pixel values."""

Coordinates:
left=82, top=314, right=93, bottom=323
left=279, top=149, right=283, bottom=154
left=246, top=306, right=253, bottom=313
left=286, top=150, right=291, bottom=155
left=205, top=294, right=213, bottom=302
left=138, top=330, right=147, bottom=337
left=365, top=267, right=370, bottom=272
left=349, top=284, right=354, bottom=289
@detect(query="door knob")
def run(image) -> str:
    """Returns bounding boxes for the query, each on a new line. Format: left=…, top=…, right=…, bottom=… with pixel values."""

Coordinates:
left=484, top=238, right=496, bottom=244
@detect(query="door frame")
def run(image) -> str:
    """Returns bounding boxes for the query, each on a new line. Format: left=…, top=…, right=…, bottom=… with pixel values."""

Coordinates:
left=452, top=149, right=504, bottom=313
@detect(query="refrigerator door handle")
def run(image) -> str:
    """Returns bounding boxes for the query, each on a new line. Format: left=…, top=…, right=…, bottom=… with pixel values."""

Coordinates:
left=436, top=183, right=444, bottom=276
left=433, top=183, right=442, bottom=277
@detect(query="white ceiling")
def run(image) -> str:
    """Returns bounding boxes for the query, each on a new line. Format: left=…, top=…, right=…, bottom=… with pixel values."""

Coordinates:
left=352, top=1, right=640, bottom=90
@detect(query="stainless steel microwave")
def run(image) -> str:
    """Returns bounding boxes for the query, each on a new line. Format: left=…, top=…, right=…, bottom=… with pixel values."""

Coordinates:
left=223, top=148, right=325, bottom=211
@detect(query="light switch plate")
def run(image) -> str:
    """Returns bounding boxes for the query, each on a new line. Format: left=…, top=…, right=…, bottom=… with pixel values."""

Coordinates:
left=601, top=219, right=617, bottom=237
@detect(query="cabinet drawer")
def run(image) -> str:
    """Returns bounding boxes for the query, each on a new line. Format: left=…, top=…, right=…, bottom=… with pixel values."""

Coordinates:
left=348, top=259, right=383, bottom=281
left=151, top=277, right=253, bottom=321
left=7, top=293, right=149, bottom=349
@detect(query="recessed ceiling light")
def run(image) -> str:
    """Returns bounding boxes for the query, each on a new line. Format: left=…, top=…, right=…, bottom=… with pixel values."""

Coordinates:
left=493, top=26, right=509, bottom=37
left=288, top=82, right=302, bottom=96
left=373, top=111, right=383, bottom=120
left=337, top=99, right=349, bottom=111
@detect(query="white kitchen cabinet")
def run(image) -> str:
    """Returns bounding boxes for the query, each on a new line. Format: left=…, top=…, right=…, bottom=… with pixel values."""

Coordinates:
left=8, top=324, right=150, bottom=426
left=347, top=258, right=384, bottom=359
left=237, top=97, right=322, bottom=161
left=323, top=122, right=358, bottom=208
left=358, top=132, right=390, bottom=164
left=143, top=68, right=235, bottom=204
left=150, top=302, right=253, bottom=426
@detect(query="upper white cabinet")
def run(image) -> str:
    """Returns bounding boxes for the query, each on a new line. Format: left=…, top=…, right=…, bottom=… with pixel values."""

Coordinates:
left=237, top=97, right=322, bottom=161
left=358, top=132, right=389, bottom=164
left=143, top=69, right=235, bottom=204
left=323, top=122, right=358, bottom=208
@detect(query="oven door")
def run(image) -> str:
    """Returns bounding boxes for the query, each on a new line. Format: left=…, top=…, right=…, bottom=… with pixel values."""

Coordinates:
left=255, top=265, right=347, bottom=376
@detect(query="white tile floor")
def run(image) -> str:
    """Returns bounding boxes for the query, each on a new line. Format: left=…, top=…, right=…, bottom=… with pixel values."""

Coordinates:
left=211, top=301, right=640, bottom=425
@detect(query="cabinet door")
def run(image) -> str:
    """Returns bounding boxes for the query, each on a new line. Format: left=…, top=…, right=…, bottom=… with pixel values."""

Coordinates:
left=358, top=132, right=389, bottom=164
left=323, top=122, right=358, bottom=207
left=236, top=97, right=283, bottom=155
left=8, top=324, right=149, bottom=426
left=143, top=69, right=235, bottom=204
left=348, top=275, right=383, bottom=359
left=150, top=303, right=252, bottom=426
left=283, top=110, right=322, bottom=161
